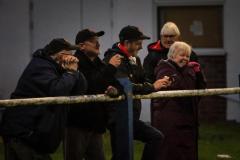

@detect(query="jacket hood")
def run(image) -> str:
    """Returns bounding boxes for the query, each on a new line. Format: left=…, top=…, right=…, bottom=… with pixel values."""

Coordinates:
left=147, top=40, right=168, bottom=52
left=32, top=49, right=53, bottom=60
left=32, top=49, right=46, bottom=58
left=154, top=59, right=187, bottom=77
left=154, top=59, right=168, bottom=77
left=32, top=49, right=60, bottom=69
left=104, top=42, right=128, bottom=58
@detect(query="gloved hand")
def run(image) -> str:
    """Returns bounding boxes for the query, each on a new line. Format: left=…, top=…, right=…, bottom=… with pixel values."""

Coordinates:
left=105, top=86, right=119, bottom=97
left=188, top=61, right=201, bottom=72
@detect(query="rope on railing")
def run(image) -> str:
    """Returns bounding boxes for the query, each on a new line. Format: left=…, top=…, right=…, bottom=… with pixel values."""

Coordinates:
left=0, top=87, right=240, bottom=107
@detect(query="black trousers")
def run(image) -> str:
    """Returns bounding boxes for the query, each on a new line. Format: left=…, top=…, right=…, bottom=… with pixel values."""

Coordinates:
left=3, top=138, right=51, bottom=160
left=64, top=127, right=105, bottom=160
left=109, top=119, right=164, bottom=160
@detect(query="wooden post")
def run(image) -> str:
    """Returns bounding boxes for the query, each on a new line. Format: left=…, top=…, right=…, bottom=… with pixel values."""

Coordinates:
left=239, top=74, right=240, bottom=100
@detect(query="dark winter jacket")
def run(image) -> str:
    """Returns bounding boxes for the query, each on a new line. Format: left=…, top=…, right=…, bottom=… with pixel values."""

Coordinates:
left=104, top=43, right=155, bottom=119
left=67, top=50, right=122, bottom=133
left=151, top=59, right=206, bottom=160
left=1, top=49, right=87, bottom=153
left=143, top=40, right=199, bottom=83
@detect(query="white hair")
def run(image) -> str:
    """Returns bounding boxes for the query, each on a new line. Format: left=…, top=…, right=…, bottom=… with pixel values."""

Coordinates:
left=167, top=41, right=191, bottom=59
left=161, top=22, right=180, bottom=36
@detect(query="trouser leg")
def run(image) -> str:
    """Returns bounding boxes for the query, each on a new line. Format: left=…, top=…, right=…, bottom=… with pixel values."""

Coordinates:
left=133, top=120, right=164, bottom=160
left=108, top=124, right=116, bottom=160
left=64, top=127, right=88, bottom=160
left=4, top=138, right=51, bottom=160
left=85, top=133, right=105, bottom=160
left=64, top=127, right=105, bottom=160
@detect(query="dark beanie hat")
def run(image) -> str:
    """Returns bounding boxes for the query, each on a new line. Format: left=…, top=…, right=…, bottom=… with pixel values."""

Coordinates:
left=75, top=29, right=105, bottom=44
left=44, top=38, right=79, bottom=55
left=119, top=25, right=150, bottom=42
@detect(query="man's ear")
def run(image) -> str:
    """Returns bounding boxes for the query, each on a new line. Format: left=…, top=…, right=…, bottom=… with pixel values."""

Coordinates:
left=123, top=40, right=129, bottom=48
left=78, top=43, right=85, bottom=50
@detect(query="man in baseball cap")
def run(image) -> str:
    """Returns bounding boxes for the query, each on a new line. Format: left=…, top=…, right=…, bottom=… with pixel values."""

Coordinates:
left=104, top=25, right=169, bottom=160
left=65, top=29, right=123, bottom=160
left=2, top=38, right=87, bottom=160
left=75, top=29, right=105, bottom=44
left=44, top=38, right=79, bottom=55
left=119, top=25, right=150, bottom=42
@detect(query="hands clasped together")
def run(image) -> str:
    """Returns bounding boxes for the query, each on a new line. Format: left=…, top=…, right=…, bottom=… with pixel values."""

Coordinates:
left=56, top=53, right=79, bottom=72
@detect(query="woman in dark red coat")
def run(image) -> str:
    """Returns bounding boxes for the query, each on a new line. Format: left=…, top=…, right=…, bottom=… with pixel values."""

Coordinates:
left=152, top=41, right=206, bottom=160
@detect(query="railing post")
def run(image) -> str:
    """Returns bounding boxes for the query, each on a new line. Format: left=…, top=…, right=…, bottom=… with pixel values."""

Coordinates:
left=239, top=74, right=240, bottom=100
left=114, top=77, right=133, bottom=160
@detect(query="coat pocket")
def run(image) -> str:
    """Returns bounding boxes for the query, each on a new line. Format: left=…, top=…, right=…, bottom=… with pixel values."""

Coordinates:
left=24, top=108, right=64, bottom=154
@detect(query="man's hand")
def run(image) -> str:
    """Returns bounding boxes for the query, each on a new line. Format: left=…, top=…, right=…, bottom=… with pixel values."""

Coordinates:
left=153, top=76, right=171, bottom=90
left=105, top=86, right=119, bottom=97
left=109, top=54, right=122, bottom=67
left=57, top=53, right=79, bottom=72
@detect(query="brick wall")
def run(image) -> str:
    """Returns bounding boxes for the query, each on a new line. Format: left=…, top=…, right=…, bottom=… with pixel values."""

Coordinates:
left=198, top=55, right=227, bottom=121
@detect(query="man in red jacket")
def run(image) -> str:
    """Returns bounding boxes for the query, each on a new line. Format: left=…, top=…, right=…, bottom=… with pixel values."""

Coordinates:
left=104, top=25, right=171, bottom=160
left=143, top=21, right=199, bottom=83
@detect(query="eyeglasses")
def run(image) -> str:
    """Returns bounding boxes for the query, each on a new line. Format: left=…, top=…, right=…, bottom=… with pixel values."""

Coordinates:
left=162, top=35, right=177, bottom=38
left=85, top=39, right=100, bottom=46
left=85, top=37, right=99, bottom=44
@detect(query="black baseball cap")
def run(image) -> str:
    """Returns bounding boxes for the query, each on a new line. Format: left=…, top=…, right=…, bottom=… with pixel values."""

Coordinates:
left=44, top=38, right=79, bottom=55
left=119, top=25, right=150, bottom=42
left=75, top=29, right=105, bottom=44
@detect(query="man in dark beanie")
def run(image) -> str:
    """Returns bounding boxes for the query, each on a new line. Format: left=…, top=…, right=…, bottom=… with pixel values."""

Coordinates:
left=1, top=38, right=87, bottom=160
left=104, top=25, right=171, bottom=160
left=65, top=29, right=123, bottom=160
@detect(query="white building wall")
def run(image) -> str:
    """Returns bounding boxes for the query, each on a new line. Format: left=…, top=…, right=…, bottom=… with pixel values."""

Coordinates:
left=32, top=0, right=82, bottom=50
left=224, top=0, right=240, bottom=122
left=112, top=0, right=153, bottom=122
left=0, top=0, right=239, bottom=122
left=0, top=0, right=30, bottom=99
left=112, top=0, right=153, bottom=57
left=81, top=0, right=112, bottom=57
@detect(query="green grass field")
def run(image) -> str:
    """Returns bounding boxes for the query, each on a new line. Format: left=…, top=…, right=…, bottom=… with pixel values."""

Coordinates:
left=1, top=121, right=240, bottom=160
left=198, top=122, right=240, bottom=160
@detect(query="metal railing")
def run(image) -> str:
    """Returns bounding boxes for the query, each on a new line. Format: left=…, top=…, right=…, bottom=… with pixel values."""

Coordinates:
left=0, top=78, right=240, bottom=160
left=1, top=87, right=240, bottom=107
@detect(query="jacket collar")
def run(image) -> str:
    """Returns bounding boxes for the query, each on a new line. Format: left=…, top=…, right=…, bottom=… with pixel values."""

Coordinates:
left=148, top=40, right=168, bottom=52
left=75, top=50, right=102, bottom=67
left=117, top=43, right=131, bottom=58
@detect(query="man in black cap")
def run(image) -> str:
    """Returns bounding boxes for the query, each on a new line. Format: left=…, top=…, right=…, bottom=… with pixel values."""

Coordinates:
left=1, top=38, right=87, bottom=160
left=104, top=25, right=171, bottom=160
left=65, top=29, right=123, bottom=160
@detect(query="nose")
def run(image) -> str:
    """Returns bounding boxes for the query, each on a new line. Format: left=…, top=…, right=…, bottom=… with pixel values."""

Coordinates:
left=166, top=37, right=171, bottom=40
left=184, top=56, right=190, bottom=61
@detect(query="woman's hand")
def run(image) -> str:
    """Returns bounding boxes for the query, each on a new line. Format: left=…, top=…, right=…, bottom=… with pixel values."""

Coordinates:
left=153, top=76, right=171, bottom=90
